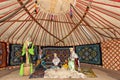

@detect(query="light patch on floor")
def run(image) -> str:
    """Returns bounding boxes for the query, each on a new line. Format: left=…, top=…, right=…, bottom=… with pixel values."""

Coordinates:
left=0, top=69, right=118, bottom=80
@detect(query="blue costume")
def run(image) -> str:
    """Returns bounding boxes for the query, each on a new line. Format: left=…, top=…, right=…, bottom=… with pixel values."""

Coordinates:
left=35, top=52, right=46, bottom=70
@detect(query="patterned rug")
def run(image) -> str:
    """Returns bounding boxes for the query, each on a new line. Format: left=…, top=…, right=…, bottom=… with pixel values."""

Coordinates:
left=29, top=68, right=45, bottom=79
left=80, top=68, right=97, bottom=78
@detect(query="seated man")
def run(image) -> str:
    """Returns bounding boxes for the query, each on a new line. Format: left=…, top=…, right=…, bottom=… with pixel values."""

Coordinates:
left=52, top=53, right=61, bottom=69
left=35, top=49, right=46, bottom=70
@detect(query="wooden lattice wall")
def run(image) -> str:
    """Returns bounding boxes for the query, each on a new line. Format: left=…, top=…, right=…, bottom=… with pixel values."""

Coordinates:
left=101, top=40, right=120, bottom=71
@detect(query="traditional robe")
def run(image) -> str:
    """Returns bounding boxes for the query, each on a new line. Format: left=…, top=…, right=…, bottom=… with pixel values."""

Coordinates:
left=35, top=52, right=46, bottom=70
left=52, top=57, right=60, bottom=66
left=69, top=51, right=80, bottom=71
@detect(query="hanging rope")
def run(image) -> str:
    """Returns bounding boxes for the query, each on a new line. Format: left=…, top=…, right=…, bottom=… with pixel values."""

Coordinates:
left=70, top=4, right=73, bottom=18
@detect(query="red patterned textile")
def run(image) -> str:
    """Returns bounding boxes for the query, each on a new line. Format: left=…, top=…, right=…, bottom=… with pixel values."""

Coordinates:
left=0, top=42, right=7, bottom=68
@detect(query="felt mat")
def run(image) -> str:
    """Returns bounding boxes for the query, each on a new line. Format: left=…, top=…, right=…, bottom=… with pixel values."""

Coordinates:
left=80, top=68, right=97, bottom=78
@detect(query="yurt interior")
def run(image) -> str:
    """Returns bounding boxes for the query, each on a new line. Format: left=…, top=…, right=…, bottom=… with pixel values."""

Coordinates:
left=0, top=0, right=120, bottom=80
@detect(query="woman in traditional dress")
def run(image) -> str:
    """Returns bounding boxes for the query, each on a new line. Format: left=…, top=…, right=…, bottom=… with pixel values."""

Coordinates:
left=52, top=53, right=60, bottom=69
left=68, top=48, right=80, bottom=71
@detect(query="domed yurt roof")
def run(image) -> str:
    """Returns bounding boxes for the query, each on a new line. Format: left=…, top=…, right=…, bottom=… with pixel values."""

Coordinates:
left=0, top=0, right=120, bottom=46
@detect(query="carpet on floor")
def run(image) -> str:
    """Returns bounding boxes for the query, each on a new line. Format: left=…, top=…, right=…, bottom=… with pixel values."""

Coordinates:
left=29, top=68, right=45, bottom=79
left=80, top=68, right=97, bottom=78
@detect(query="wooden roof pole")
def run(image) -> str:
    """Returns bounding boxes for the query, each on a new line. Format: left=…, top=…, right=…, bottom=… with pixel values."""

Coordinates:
left=17, top=0, right=64, bottom=44
left=76, top=1, right=120, bottom=39
left=77, top=1, right=120, bottom=39
left=55, top=1, right=93, bottom=45
left=0, top=0, right=29, bottom=23
left=3, top=19, right=75, bottom=25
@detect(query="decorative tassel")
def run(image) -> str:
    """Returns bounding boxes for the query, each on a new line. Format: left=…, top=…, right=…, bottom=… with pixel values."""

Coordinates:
left=34, top=0, right=39, bottom=14
left=51, top=15, right=53, bottom=21
left=70, top=4, right=73, bottom=18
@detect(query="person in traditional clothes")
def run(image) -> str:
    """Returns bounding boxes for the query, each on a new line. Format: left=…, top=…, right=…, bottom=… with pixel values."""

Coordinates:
left=68, top=47, right=80, bottom=71
left=52, top=53, right=60, bottom=69
left=62, top=59, right=68, bottom=70
left=35, top=48, right=46, bottom=70
left=19, top=37, right=34, bottom=76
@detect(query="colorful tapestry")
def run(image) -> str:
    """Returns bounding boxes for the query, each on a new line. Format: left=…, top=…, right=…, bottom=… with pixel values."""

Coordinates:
left=76, top=44, right=102, bottom=65
left=42, top=47, right=70, bottom=65
left=9, top=44, right=38, bottom=66
left=0, top=42, right=7, bottom=68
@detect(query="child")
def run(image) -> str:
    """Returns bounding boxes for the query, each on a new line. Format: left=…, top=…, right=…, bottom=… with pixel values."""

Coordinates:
left=62, top=59, right=68, bottom=70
